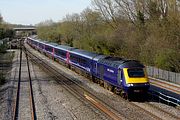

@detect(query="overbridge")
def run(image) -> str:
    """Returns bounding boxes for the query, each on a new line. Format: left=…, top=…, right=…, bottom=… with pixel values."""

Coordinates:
left=13, top=27, right=36, bottom=31
left=13, top=27, right=37, bottom=38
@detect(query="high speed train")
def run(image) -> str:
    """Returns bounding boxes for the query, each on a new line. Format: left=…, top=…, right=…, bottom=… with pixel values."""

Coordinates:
left=26, top=37, right=150, bottom=99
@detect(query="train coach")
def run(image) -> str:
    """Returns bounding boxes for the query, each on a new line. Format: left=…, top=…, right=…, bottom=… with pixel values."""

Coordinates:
left=93, top=56, right=150, bottom=98
left=26, top=37, right=150, bottom=99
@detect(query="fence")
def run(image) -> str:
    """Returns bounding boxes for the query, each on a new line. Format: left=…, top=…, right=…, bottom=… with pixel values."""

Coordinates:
left=146, top=66, right=180, bottom=85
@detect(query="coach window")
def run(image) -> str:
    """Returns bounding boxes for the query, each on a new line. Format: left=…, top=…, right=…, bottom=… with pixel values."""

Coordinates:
left=56, top=50, right=60, bottom=56
left=40, top=43, right=43, bottom=49
left=61, top=52, right=66, bottom=58
left=81, top=59, right=86, bottom=65
left=47, top=46, right=52, bottom=52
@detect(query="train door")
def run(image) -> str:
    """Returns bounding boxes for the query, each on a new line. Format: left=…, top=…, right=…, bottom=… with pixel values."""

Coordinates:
left=92, top=62, right=98, bottom=78
left=117, top=69, right=122, bottom=85
left=93, top=62, right=97, bottom=74
left=99, top=65, right=104, bottom=79
left=95, top=63, right=97, bottom=74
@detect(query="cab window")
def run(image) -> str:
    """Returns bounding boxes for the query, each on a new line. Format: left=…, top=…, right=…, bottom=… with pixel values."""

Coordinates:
left=127, top=68, right=145, bottom=77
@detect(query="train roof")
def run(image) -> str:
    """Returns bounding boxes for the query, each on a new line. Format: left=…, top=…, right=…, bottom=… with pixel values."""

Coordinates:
left=120, top=60, right=144, bottom=68
left=70, top=49, right=99, bottom=59
left=98, top=56, right=144, bottom=68
left=28, top=37, right=48, bottom=44
left=54, top=45, right=76, bottom=51
left=42, top=41, right=58, bottom=48
left=27, top=37, right=36, bottom=41
left=38, top=40, right=48, bottom=44
left=48, top=42, right=59, bottom=46
left=93, top=55, right=107, bottom=61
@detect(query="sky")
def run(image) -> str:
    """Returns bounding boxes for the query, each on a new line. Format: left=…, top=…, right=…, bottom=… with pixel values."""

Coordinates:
left=0, top=0, right=91, bottom=25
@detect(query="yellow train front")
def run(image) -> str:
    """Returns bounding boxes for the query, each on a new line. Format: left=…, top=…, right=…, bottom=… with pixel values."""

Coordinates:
left=95, top=57, right=150, bottom=99
left=120, top=61, right=150, bottom=99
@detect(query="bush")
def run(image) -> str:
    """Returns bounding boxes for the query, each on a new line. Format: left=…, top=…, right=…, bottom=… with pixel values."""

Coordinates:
left=155, top=49, right=180, bottom=72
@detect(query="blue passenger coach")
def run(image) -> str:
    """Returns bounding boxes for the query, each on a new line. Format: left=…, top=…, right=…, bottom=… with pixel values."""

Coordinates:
left=69, top=49, right=99, bottom=74
left=26, top=37, right=150, bottom=99
left=54, top=45, right=75, bottom=64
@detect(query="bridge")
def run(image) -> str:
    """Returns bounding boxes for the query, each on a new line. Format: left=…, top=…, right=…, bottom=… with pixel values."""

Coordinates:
left=13, top=27, right=37, bottom=38
left=13, top=27, right=36, bottom=31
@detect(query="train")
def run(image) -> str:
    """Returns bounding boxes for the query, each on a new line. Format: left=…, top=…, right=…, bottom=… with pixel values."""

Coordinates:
left=26, top=37, right=150, bottom=99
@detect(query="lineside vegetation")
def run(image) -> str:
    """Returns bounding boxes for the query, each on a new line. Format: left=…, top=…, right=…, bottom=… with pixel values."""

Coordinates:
left=36, top=0, right=180, bottom=72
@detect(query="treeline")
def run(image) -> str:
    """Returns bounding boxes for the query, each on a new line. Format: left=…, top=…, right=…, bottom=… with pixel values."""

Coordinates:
left=0, top=14, right=14, bottom=40
left=0, top=14, right=14, bottom=53
left=37, top=0, right=180, bottom=72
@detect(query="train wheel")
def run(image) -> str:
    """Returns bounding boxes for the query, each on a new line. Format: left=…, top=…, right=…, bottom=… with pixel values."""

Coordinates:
left=120, top=90, right=127, bottom=99
left=94, top=78, right=99, bottom=84
left=123, top=93, right=128, bottom=100
left=99, top=80, right=104, bottom=87
left=107, top=84, right=113, bottom=92
left=114, top=87, right=120, bottom=95
left=104, top=82, right=108, bottom=89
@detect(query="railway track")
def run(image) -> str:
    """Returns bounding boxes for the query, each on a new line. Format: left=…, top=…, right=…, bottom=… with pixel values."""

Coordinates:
left=149, top=77, right=180, bottom=95
left=147, top=78, right=180, bottom=107
left=13, top=46, right=36, bottom=120
left=25, top=45, right=176, bottom=120
left=131, top=99, right=180, bottom=120
left=145, top=102, right=180, bottom=119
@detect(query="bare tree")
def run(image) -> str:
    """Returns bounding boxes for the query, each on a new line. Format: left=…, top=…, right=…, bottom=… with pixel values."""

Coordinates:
left=92, top=0, right=120, bottom=28
left=92, top=0, right=148, bottom=26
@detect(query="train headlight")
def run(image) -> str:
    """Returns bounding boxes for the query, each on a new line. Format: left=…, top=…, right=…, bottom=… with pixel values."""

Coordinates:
left=144, top=82, right=150, bottom=86
left=127, top=84, right=134, bottom=87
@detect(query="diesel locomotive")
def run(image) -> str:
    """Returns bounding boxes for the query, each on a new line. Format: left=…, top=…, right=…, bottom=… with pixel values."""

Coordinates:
left=26, top=37, right=150, bottom=99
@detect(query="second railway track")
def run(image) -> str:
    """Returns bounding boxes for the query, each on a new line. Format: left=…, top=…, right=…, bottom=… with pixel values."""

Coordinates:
left=13, top=45, right=36, bottom=120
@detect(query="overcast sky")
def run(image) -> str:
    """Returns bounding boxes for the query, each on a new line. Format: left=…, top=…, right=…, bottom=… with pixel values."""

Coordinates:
left=0, top=0, right=91, bottom=25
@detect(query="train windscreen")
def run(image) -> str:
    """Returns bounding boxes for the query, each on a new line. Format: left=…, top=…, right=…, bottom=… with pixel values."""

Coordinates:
left=127, top=68, right=145, bottom=77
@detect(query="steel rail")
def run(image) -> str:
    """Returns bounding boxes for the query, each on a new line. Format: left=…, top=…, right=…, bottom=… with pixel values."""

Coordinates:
left=148, top=90, right=180, bottom=106
left=148, top=77, right=180, bottom=107
left=24, top=47, right=37, bottom=120
left=13, top=44, right=37, bottom=120
left=145, top=101, right=180, bottom=120
left=13, top=45, right=22, bottom=120
left=149, top=78, right=180, bottom=95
